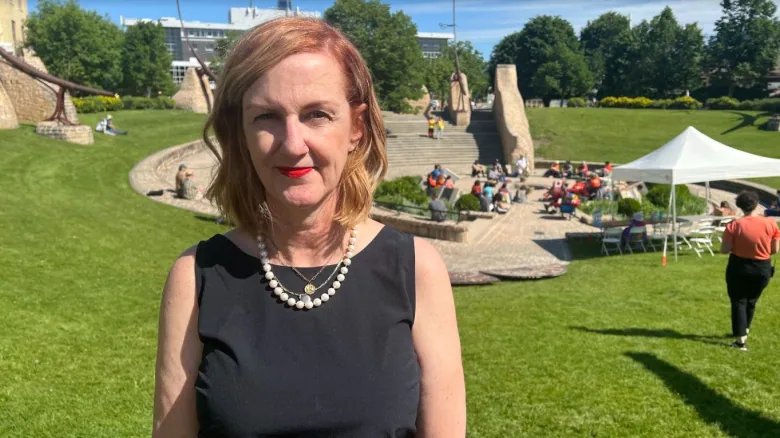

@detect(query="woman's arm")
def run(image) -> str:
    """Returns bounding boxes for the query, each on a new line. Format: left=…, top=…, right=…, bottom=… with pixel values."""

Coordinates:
left=152, top=247, right=203, bottom=437
left=412, top=238, right=466, bottom=437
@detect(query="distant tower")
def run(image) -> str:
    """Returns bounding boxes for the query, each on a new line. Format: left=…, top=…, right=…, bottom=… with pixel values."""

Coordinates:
left=277, top=0, right=292, bottom=10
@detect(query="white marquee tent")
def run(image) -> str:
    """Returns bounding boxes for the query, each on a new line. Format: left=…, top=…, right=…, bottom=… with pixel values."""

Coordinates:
left=611, top=126, right=780, bottom=259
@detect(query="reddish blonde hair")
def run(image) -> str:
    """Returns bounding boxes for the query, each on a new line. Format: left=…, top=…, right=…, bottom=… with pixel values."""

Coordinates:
left=203, top=17, right=387, bottom=234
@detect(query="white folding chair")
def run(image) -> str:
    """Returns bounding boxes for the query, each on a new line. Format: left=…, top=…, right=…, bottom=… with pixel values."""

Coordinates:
left=601, top=227, right=623, bottom=256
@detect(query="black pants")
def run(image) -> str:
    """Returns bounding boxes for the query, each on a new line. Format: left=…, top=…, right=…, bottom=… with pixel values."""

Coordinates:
left=726, top=254, right=772, bottom=337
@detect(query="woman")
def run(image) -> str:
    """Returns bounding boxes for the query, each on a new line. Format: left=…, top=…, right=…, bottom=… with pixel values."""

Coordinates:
left=153, top=17, right=465, bottom=436
left=470, top=179, right=482, bottom=196
left=720, top=190, right=780, bottom=351
left=713, top=200, right=736, bottom=217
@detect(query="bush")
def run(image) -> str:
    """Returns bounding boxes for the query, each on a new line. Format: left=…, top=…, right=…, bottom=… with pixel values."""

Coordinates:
left=645, top=184, right=707, bottom=215
left=567, top=97, right=588, bottom=108
left=374, top=176, right=428, bottom=206
left=707, top=96, right=740, bottom=110
left=579, top=199, right=618, bottom=216
left=121, top=96, right=175, bottom=110
left=454, top=194, right=480, bottom=211
left=650, top=99, right=673, bottom=109
left=617, top=198, right=641, bottom=217
left=72, top=95, right=122, bottom=113
left=668, top=96, right=702, bottom=110
left=737, top=98, right=780, bottom=113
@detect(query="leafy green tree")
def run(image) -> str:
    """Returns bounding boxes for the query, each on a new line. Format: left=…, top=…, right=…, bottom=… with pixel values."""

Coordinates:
left=488, top=15, right=592, bottom=102
left=325, top=0, right=424, bottom=112
left=580, top=12, right=632, bottom=96
left=422, top=41, right=488, bottom=101
left=120, top=21, right=173, bottom=97
left=531, top=45, right=593, bottom=100
left=629, top=8, right=704, bottom=98
left=25, top=0, right=123, bottom=92
left=707, top=0, right=780, bottom=96
left=210, top=30, right=243, bottom=77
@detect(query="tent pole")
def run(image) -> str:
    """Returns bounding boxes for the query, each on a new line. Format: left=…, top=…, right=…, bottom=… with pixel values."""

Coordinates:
left=706, top=181, right=711, bottom=211
left=673, top=185, right=678, bottom=261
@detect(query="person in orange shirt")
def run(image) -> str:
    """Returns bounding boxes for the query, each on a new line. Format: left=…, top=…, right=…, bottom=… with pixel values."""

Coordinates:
left=720, top=190, right=780, bottom=351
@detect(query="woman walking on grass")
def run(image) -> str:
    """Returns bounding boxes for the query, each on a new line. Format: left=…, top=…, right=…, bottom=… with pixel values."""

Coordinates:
left=720, top=190, right=780, bottom=351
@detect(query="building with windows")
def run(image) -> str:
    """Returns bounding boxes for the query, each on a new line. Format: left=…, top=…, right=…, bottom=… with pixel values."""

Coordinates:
left=0, top=0, right=28, bottom=54
left=122, top=3, right=453, bottom=84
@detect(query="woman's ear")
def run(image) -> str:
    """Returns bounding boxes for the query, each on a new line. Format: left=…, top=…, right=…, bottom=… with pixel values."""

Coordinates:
left=349, top=103, right=368, bottom=151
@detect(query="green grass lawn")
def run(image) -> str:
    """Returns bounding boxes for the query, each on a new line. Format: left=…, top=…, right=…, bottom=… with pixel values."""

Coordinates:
left=527, top=108, right=780, bottom=188
left=2, top=109, right=780, bottom=436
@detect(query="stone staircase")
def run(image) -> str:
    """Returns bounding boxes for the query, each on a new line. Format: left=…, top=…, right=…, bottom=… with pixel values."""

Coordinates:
left=383, top=109, right=503, bottom=176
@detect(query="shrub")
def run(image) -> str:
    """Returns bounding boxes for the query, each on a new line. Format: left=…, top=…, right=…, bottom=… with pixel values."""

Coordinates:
left=650, top=99, right=673, bottom=109
left=374, top=176, right=428, bottom=206
left=706, top=96, right=740, bottom=110
left=579, top=199, right=618, bottom=216
left=644, top=184, right=707, bottom=215
left=737, top=98, right=780, bottom=113
left=454, top=194, right=480, bottom=211
left=617, top=198, right=641, bottom=217
left=567, top=97, right=588, bottom=108
left=72, top=95, right=122, bottom=113
left=121, top=96, right=175, bottom=110
left=598, top=96, right=652, bottom=109
left=668, top=96, right=702, bottom=110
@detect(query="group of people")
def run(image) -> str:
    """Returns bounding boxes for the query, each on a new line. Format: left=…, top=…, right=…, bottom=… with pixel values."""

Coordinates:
left=544, top=160, right=612, bottom=179
left=470, top=180, right=528, bottom=214
left=426, top=164, right=455, bottom=190
left=427, top=116, right=446, bottom=139
left=472, top=156, right=529, bottom=180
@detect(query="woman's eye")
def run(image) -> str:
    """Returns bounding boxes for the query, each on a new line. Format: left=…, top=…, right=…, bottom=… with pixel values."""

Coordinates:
left=306, top=110, right=332, bottom=121
left=254, top=113, right=274, bottom=121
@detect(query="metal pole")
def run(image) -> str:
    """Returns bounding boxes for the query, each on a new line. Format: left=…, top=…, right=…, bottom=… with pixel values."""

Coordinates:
left=673, top=185, right=678, bottom=261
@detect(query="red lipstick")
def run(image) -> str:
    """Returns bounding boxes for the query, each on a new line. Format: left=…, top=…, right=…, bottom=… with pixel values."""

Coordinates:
left=278, top=167, right=313, bottom=178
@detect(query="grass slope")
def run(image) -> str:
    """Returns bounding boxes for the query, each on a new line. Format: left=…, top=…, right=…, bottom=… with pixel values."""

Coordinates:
left=527, top=108, right=780, bottom=188
left=1, top=110, right=779, bottom=436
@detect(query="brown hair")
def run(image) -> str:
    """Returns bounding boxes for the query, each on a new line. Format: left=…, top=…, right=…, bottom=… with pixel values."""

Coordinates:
left=203, top=17, right=387, bottom=234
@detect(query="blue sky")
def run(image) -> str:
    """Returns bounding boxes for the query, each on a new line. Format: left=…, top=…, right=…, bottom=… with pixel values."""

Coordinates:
left=28, top=0, right=780, bottom=59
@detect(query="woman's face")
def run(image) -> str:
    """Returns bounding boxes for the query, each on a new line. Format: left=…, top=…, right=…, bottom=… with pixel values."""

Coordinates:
left=242, top=51, right=365, bottom=212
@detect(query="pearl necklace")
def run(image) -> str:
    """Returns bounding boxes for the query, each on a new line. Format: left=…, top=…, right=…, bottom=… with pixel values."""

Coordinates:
left=257, top=228, right=357, bottom=310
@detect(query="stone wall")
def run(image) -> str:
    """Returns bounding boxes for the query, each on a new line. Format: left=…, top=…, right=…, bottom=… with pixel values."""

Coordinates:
left=0, top=49, right=79, bottom=125
left=173, top=67, right=213, bottom=114
left=371, top=207, right=469, bottom=242
left=0, top=80, right=18, bottom=128
left=35, top=121, right=93, bottom=145
left=494, top=64, right=534, bottom=171
left=405, top=85, right=430, bottom=115
left=0, top=1, right=28, bottom=50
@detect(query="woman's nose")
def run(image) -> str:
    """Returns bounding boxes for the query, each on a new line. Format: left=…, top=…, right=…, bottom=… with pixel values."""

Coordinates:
left=280, top=116, right=308, bottom=155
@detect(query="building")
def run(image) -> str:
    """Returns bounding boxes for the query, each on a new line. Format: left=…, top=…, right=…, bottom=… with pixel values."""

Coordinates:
left=0, top=0, right=28, bottom=54
left=122, top=3, right=453, bottom=84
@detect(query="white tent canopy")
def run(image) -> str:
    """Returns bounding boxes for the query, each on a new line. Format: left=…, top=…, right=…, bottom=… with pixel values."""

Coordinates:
left=611, top=126, right=780, bottom=184
left=611, top=126, right=780, bottom=261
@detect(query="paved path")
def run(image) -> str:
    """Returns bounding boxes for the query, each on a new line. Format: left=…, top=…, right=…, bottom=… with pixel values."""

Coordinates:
left=128, top=141, right=744, bottom=277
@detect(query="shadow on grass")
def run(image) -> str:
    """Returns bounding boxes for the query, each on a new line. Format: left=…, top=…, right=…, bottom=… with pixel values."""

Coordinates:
left=722, top=112, right=770, bottom=135
left=626, top=352, right=780, bottom=437
left=571, top=326, right=725, bottom=346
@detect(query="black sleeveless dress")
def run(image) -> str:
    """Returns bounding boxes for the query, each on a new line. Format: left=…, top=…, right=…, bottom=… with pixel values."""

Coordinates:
left=194, top=226, right=420, bottom=437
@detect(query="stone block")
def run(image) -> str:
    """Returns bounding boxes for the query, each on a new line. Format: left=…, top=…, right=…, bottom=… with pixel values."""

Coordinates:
left=36, top=121, right=94, bottom=145
left=0, top=80, right=18, bottom=129
left=0, top=50, right=79, bottom=124
left=494, top=65, right=534, bottom=171
left=173, top=67, right=213, bottom=114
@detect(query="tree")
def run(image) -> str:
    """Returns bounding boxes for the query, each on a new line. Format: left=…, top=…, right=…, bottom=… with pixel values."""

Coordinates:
left=422, top=41, right=488, bottom=102
left=628, top=8, right=704, bottom=98
left=708, top=0, right=780, bottom=96
left=121, top=21, right=174, bottom=97
left=580, top=12, right=632, bottom=96
left=25, top=0, right=123, bottom=92
left=488, top=15, right=592, bottom=101
left=531, top=46, right=593, bottom=100
left=210, top=30, right=243, bottom=77
left=325, top=0, right=424, bottom=112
